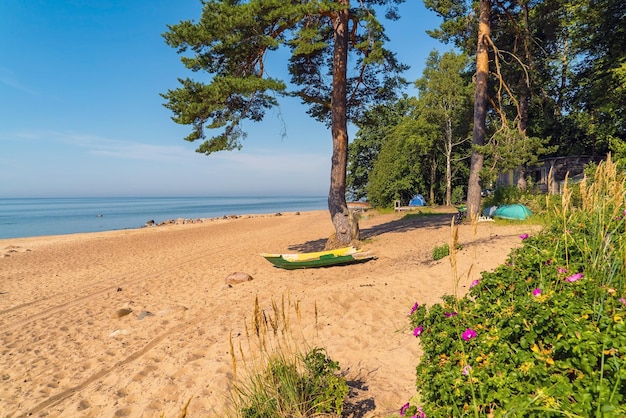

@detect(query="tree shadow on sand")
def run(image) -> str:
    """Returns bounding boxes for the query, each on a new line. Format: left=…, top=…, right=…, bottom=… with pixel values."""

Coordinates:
left=341, top=378, right=376, bottom=418
left=287, top=213, right=457, bottom=253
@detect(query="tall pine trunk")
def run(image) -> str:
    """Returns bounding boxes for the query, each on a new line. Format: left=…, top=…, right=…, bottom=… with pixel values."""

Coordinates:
left=327, top=1, right=357, bottom=247
left=516, top=1, right=532, bottom=190
left=467, top=0, right=490, bottom=216
left=430, top=155, right=437, bottom=204
left=445, top=118, right=453, bottom=206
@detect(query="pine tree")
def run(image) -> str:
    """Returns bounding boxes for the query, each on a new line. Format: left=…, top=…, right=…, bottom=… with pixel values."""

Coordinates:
left=162, top=0, right=407, bottom=245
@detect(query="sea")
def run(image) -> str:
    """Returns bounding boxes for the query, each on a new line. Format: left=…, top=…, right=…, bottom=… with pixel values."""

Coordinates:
left=0, top=196, right=328, bottom=239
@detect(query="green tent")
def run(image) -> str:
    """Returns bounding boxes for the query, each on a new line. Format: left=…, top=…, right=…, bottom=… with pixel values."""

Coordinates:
left=493, top=204, right=532, bottom=220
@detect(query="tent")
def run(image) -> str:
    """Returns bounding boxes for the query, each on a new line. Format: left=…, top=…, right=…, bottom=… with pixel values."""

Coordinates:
left=493, top=204, right=532, bottom=220
left=409, top=194, right=426, bottom=206
left=483, top=206, right=498, bottom=217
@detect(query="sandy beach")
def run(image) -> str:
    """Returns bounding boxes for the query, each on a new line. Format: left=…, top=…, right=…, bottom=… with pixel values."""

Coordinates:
left=0, top=209, right=534, bottom=417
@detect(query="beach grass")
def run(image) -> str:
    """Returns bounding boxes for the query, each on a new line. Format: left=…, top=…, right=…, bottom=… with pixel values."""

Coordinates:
left=225, top=295, right=348, bottom=418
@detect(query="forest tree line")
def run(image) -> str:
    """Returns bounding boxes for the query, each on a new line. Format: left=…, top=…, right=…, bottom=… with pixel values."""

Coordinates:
left=163, top=0, right=625, bottom=244
left=348, top=0, right=626, bottom=209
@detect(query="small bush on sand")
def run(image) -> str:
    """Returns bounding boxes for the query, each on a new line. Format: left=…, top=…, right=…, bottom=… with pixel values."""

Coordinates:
left=229, top=296, right=348, bottom=417
left=403, top=156, right=626, bottom=416
left=432, top=243, right=463, bottom=261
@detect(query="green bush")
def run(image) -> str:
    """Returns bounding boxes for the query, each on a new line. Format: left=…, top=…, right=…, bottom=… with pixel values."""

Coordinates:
left=403, top=157, right=626, bottom=417
left=432, top=243, right=450, bottom=261
left=237, top=347, right=348, bottom=418
left=229, top=297, right=348, bottom=417
left=432, top=243, right=463, bottom=261
left=452, top=186, right=466, bottom=205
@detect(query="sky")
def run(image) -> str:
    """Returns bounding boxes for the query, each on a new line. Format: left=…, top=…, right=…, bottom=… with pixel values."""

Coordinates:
left=0, top=1, right=446, bottom=198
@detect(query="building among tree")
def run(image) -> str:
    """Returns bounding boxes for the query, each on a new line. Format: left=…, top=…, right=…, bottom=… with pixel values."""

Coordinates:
left=497, top=156, right=604, bottom=194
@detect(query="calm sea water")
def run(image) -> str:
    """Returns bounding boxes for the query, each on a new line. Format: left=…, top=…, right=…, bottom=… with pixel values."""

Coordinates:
left=0, top=196, right=328, bottom=239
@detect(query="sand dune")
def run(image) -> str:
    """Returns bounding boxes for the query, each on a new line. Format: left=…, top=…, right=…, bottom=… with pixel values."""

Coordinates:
left=0, top=210, right=534, bottom=417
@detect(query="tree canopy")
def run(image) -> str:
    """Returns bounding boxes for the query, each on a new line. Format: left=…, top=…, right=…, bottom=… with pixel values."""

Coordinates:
left=349, top=49, right=474, bottom=207
left=163, top=0, right=626, bottom=215
left=417, top=0, right=626, bottom=212
left=162, top=0, right=407, bottom=245
left=162, top=0, right=406, bottom=155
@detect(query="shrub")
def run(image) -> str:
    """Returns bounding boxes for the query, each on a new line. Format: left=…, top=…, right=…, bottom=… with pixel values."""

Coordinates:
left=236, top=347, right=347, bottom=418
left=404, top=156, right=626, bottom=417
left=452, top=186, right=465, bottom=205
left=229, top=297, right=348, bottom=417
left=432, top=243, right=463, bottom=261
left=432, top=243, right=450, bottom=261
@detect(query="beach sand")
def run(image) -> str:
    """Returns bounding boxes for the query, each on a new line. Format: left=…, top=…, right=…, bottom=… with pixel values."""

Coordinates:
left=0, top=209, right=535, bottom=417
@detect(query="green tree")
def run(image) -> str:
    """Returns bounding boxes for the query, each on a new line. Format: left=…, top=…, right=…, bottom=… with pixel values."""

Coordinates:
left=350, top=50, right=474, bottom=207
left=424, top=0, right=559, bottom=211
left=424, top=0, right=490, bottom=215
left=347, top=96, right=414, bottom=200
left=423, top=0, right=626, bottom=200
left=569, top=0, right=626, bottom=155
left=366, top=104, right=439, bottom=207
left=366, top=133, right=423, bottom=207
left=415, top=50, right=472, bottom=205
left=161, top=0, right=407, bottom=246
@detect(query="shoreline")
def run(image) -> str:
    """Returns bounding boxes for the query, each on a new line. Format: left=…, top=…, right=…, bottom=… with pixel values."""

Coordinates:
left=0, top=196, right=329, bottom=240
left=0, top=210, right=326, bottom=249
left=0, top=210, right=533, bottom=416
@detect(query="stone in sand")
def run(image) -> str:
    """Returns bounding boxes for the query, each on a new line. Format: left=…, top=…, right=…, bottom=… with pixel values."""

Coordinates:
left=225, top=272, right=254, bottom=285
left=114, top=308, right=133, bottom=319
left=137, top=310, right=155, bottom=320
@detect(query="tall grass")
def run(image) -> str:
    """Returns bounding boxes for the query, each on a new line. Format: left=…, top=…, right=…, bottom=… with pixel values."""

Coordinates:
left=227, top=295, right=348, bottom=418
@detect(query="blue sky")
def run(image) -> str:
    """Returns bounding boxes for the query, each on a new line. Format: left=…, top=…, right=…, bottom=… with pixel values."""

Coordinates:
left=0, top=1, right=445, bottom=198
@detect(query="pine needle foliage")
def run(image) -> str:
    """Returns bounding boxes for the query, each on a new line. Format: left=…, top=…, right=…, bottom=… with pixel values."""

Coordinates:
left=161, top=0, right=407, bottom=154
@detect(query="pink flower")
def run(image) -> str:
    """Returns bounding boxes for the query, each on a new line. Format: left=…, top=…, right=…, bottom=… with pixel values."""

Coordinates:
left=519, top=233, right=529, bottom=240
left=414, top=407, right=425, bottom=418
left=444, top=311, right=458, bottom=318
left=470, top=279, right=480, bottom=288
left=619, top=298, right=626, bottom=307
left=533, top=288, right=542, bottom=297
left=413, top=326, right=423, bottom=337
left=565, top=272, right=584, bottom=282
left=462, top=364, right=472, bottom=375
left=558, top=267, right=569, bottom=274
left=409, top=302, right=419, bottom=315
left=462, top=328, right=477, bottom=341
left=400, top=402, right=410, bottom=415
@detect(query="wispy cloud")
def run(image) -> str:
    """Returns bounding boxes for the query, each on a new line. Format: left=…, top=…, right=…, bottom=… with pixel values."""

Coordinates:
left=77, top=136, right=192, bottom=162
left=211, top=147, right=329, bottom=174
left=4, top=130, right=192, bottom=162
left=0, top=66, right=39, bottom=96
left=2, top=129, right=329, bottom=172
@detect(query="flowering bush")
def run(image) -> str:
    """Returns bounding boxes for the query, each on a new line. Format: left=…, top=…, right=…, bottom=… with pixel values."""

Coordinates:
left=404, top=157, right=626, bottom=417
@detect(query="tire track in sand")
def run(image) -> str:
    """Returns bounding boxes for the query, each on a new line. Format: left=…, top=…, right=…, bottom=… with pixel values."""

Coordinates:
left=19, top=315, right=205, bottom=417
left=0, top=221, right=302, bottom=334
left=0, top=249, right=217, bottom=334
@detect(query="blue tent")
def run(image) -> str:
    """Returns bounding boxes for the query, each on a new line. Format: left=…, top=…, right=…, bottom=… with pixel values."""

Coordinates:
left=483, top=206, right=498, bottom=217
left=493, top=204, right=532, bottom=220
left=409, top=194, right=426, bottom=206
